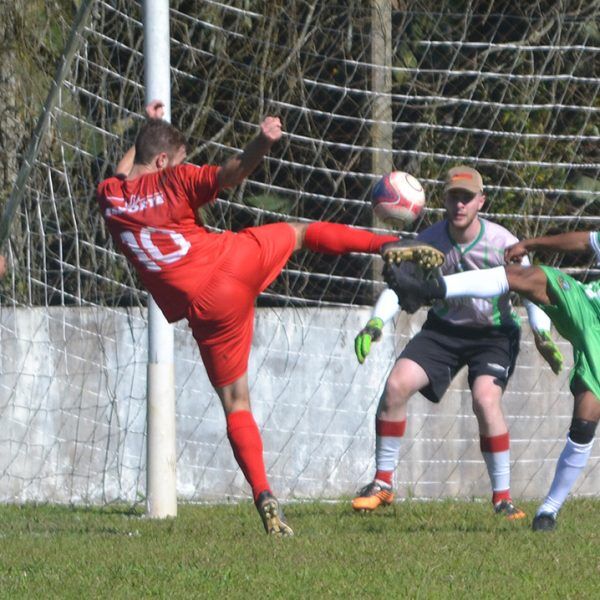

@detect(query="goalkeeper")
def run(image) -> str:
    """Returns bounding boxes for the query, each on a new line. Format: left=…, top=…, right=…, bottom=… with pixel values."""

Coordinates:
left=382, top=230, right=600, bottom=532
left=352, top=166, right=563, bottom=521
left=97, top=101, right=439, bottom=537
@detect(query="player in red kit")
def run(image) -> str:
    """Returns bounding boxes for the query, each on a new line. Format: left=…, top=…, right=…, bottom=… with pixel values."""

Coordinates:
left=97, top=101, right=445, bottom=536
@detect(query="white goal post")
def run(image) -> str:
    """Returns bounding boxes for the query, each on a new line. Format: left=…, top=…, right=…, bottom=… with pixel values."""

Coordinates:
left=143, top=0, right=177, bottom=519
left=1, top=1, right=599, bottom=508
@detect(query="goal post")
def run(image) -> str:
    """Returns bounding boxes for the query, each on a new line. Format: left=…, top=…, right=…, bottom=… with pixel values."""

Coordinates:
left=143, top=0, right=177, bottom=519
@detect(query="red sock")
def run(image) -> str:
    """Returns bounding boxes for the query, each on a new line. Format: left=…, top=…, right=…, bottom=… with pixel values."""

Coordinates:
left=375, top=470, right=393, bottom=485
left=226, top=410, right=270, bottom=501
left=304, top=222, right=397, bottom=254
left=492, top=489, right=512, bottom=505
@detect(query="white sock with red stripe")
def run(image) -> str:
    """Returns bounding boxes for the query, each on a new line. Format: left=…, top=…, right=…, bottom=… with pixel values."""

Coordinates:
left=374, top=418, right=406, bottom=487
left=480, top=432, right=512, bottom=505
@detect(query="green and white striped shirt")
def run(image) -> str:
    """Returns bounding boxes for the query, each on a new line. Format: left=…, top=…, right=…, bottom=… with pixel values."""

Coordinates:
left=418, top=218, right=520, bottom=328
left=584, top=232, right=600, bottom=300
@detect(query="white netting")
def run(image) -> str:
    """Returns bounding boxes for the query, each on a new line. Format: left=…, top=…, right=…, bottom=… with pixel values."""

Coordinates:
left=1, top=0, right=599, bottom=504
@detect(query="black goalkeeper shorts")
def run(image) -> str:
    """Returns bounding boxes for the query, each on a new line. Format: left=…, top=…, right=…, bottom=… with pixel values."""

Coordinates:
left=399, top=312, right=521, bottom=403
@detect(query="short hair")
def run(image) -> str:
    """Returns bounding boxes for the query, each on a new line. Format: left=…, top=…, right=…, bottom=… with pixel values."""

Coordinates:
left=134, top=118, right=187, bottom=165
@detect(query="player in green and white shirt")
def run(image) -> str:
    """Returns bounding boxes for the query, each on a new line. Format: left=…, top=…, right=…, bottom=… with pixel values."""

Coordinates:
left=418, top=217, right=526, bottom=328
left=381, top=229, right=600, bottom=532
left=352, top=166, right=561, bottom=520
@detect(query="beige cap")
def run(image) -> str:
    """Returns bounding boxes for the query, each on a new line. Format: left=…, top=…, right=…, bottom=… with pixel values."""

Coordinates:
left=444, top=166, right=484, bottom=194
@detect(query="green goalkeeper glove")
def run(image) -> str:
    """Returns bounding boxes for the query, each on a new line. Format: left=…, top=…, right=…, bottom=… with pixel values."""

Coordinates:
left=533, top=330, right=564, bottom=375
left=355, top=317, right=384, bottom=364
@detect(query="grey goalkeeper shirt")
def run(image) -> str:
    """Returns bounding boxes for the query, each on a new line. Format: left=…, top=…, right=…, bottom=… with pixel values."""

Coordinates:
left=417, top=218, right=520, bottom=328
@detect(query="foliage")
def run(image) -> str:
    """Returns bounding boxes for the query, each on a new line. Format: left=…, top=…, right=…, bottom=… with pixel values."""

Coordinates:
left=5, top=1, right=600, bottom=306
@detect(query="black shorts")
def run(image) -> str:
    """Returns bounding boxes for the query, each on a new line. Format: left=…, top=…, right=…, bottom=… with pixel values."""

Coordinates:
left=399, top=312, right=521, bottom=403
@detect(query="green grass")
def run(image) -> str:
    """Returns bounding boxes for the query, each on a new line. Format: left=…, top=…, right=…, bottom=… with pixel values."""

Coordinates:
left=0, top=499, right=599, bottom=598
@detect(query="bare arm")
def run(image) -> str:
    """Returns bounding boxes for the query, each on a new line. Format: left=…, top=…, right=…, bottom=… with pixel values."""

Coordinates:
left=115, top=100, right=166, bottom=177
left=0, top=255, right=6, bottom=279
left=216, top=117, right=282, bottom=189
left=115, top=145, right=136, bottom=178
left=505, top=231, right=592, bottom=263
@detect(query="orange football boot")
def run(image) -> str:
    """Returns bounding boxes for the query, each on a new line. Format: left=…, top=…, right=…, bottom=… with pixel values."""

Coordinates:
left=494, top=499, right=526, bottom=521
left=352, top=481, right=395, bottom=513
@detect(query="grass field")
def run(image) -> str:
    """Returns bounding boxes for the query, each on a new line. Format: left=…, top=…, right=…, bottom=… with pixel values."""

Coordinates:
left=0, top=499, right=599, bottom=598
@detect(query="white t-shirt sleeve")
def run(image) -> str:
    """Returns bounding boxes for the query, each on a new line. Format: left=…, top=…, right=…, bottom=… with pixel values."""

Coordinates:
left=589, top=232, right=600, bottom=262
left=523, top=299, right=551, bottom=333
left=517, top=251, right=552, bottom=332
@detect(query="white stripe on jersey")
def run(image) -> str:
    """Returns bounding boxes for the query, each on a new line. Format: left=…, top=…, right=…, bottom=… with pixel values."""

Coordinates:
left=590, top=232, right=600, bottom=263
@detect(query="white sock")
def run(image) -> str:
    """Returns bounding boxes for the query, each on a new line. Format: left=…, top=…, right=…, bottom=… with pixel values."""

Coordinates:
left=376, top=435, right=403, bottom=473
left=536, top=436, right=594, bottom=517
left=482, top=449, right=511, bottom=498
left=375, top=418, right=406, bottom=476
left=444, top=266, right=509, bottom=299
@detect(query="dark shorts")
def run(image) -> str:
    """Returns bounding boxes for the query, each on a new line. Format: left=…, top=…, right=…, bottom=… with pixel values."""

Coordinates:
left=399, top=313, right=521, bottom=403
left=186, top=222, right=296, bottom=388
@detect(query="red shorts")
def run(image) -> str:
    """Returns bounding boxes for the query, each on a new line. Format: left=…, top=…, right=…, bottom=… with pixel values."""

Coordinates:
left=185, top=222, right=296, bottom=387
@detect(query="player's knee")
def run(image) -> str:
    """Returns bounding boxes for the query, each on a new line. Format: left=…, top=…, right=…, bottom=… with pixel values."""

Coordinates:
left=216, top=378, right=251, bottom=413
left=472, top=394, right=501, bottom=416
left=383, top=374, right=412, bottom=407
left=569, top=417, right=598, bottom=444
left=506, top=264, right=548, bottom=304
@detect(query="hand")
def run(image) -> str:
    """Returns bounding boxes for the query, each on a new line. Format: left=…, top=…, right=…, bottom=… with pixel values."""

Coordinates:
left=259, top=116, right=282, bottom=144
left=145, top=100, right=165, bottom=120
left=504, top=241, right=528, bottom=263
left=355, top=318, right=383, bottom=364
left=533, top=330, right=563, bottom=375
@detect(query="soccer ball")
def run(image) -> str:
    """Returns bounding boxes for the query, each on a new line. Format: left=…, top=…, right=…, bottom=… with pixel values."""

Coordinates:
left=371, top=171, right=426, bottom=225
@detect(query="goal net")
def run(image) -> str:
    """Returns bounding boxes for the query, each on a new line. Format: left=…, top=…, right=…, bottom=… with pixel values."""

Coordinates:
left=1, top=0, right=599, bottom=504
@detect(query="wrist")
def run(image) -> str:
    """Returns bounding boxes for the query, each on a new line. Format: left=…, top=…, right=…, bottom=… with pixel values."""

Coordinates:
left=256, top=131, right=275, bottom=150
left=520, top=239, right=534, bottom=252
left=368, top=317, right=384, bottom=329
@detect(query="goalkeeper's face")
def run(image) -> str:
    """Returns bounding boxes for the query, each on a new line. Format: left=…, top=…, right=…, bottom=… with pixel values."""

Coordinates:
left=444, top=188, right=485, bottom=230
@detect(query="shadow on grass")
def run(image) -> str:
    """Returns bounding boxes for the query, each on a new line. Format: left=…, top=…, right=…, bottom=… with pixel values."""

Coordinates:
left=286, top=499, right=535, bottom=535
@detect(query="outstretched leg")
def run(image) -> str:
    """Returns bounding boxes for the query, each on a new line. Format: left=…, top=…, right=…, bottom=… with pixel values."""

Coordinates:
left=381, top=263, right=550, bottom=312
left=290, top=221, right=398, bottom=254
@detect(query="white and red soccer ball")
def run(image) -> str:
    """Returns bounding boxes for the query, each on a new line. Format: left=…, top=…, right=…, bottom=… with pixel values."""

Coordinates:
left=371, top=171, right=426, bottom=225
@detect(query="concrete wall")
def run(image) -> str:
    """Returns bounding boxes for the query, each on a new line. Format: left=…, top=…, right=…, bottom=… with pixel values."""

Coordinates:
left=0, top=305, right=596, bottom=505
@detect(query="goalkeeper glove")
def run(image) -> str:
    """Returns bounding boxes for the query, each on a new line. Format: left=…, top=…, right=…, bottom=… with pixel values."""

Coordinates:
left=533, top=330, right=564, bottom=375
left=355, top=318, right=384, bottom=364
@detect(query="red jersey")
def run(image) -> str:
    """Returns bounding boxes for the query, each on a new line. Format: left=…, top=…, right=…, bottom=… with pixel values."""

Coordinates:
left=97, top=163, right=235, bottom=322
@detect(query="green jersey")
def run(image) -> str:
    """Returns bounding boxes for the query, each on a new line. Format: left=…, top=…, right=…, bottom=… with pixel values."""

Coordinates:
left=540, top=232, right=600, bottom=399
